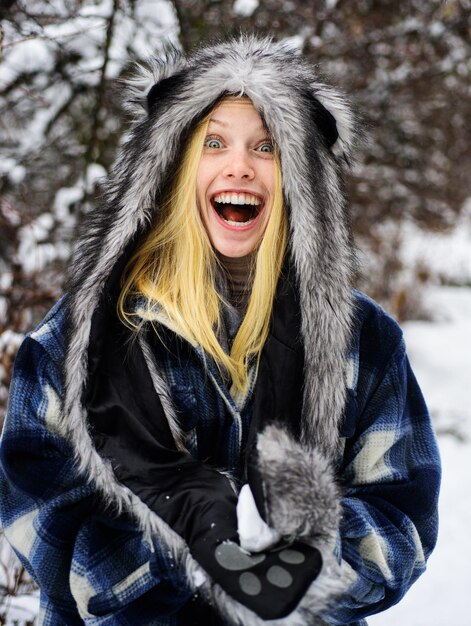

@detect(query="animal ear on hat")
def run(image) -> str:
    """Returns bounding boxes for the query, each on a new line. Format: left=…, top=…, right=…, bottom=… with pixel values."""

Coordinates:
left=307, top=92, right=339, bottom=149
left=147, top=71, right=187, bottom=113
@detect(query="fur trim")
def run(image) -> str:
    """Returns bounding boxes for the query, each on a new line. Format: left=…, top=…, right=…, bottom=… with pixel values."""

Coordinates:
left=256, top=425, right=341, bottom=539
left=138, top=334, right=187, bottom=452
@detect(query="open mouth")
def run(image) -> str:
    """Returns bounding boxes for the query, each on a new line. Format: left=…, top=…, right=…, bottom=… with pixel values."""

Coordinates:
left=211, top=192, right=263, bottom=227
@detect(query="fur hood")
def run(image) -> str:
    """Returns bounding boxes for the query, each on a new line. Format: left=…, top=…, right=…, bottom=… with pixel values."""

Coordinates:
left=66, top=34, right=359, bottom=454
left=62, top=35, right=361, bottom=624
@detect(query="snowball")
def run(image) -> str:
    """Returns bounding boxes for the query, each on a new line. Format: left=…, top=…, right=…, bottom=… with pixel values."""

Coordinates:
left=237, top=484, right=281, bottom=552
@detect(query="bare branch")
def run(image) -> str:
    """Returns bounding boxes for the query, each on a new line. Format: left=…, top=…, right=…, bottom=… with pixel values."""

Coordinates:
left=83, top=0, right=120, bottom=169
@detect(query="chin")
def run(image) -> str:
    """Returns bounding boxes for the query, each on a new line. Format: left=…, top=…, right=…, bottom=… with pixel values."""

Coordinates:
left=213, top=240, right=258, bottom=258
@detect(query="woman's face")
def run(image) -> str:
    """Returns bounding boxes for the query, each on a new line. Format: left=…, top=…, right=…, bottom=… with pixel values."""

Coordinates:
left=196, top=99, right=276, bottom=258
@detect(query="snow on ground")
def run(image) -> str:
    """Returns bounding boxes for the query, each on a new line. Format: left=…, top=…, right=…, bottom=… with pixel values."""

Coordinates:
left=369, top=285, right=471, bottom=626
left=0, top=592, right=40, bottom=626
left=401, top=201, right=471, bottom=286
left=0, top=538, right=39, bottom=624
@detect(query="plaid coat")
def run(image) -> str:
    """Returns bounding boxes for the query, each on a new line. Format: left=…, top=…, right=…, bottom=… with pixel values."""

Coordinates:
left=0, top=289, right=440, bottom=625
left=0, top=37, right=440, bottom=626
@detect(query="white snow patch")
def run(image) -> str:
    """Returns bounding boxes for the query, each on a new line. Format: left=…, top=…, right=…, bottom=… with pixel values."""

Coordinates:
left=403, top=286, right=471, bottom=434
left=54, top=186, right=84, bottom=222
left=0, top=38, right=54, bottom=85
left=80, top=0, right=115, bottom=19
left=0, top=535, right=38, bottom=624
left=135, top=0, right=177, bottom=28
left=0, top=271, right=12, bottom=291
left=85, top=163, right=107, bottom=192
left=0, top=158, right=26, bottom=184
left=233, top=0, right=259, bottom=17
left=0, top=330, right=23, bottom=354
left=110, top=0, right=179, bottom=68
left=401, top=202, right=471, bottom=285
left=16, top=212, right=70, bottom=273
left=0, top=591, right=40, bottom=625
left=0, top=331, right=24, bottom=388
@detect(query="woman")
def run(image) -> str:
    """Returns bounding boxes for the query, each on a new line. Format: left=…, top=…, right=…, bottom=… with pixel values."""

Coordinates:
left=0, top=36, right=440, bottom=626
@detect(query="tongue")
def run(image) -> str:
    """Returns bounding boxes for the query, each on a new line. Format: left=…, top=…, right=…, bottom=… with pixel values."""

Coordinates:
left=220, top=203, right=254, bottom=223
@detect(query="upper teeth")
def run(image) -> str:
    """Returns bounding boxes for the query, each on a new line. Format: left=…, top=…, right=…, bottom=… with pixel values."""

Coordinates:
left=213, top=192, right=261, bottom=206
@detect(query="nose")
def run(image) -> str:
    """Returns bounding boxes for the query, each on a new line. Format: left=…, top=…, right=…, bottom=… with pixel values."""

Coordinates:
left=222, top=149, right=255, bottom=180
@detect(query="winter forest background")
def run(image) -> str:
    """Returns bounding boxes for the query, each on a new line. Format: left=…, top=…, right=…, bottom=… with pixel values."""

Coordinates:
left=1, top=0, right=470, bottom=624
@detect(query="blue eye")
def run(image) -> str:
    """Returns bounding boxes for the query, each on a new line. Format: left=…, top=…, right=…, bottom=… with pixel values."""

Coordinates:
left=258, top=142, right=274, bottom=153
left=205, top=137, right=223, bottom=149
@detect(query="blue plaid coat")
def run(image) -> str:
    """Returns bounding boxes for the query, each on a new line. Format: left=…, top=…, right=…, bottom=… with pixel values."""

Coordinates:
left=0, top=290, right=440, bottom=626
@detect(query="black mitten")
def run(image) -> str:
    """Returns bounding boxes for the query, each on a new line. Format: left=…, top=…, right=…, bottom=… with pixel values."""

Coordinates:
left=191, top=536, right=323, bottom=620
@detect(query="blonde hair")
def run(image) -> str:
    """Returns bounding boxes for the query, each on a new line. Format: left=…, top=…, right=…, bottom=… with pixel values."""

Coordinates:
left=118, top=102, right=288, bottom=393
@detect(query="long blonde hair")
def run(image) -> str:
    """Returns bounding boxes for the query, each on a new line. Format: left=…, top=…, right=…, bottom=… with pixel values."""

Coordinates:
left=118, top=101, right=288, bottom=393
